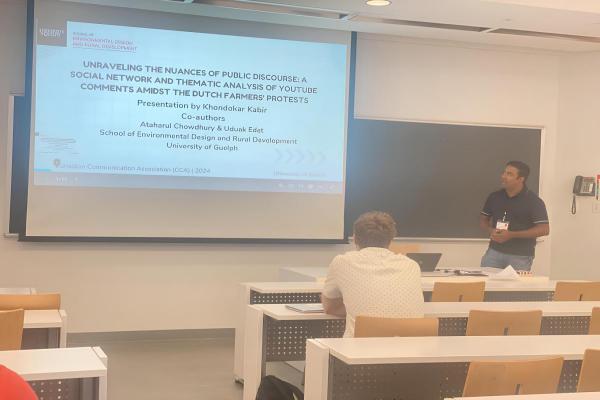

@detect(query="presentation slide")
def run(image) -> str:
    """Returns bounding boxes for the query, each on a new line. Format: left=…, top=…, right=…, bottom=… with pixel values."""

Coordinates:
left=26, top=0, right=350, bottom=240
left=34, top=22, right=346, bottom=194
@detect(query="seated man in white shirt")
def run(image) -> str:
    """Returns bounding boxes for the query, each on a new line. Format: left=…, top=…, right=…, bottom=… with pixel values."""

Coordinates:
left=321, top=211, right=425, bottom=337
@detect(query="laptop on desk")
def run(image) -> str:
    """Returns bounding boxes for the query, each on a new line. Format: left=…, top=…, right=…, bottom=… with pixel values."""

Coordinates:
left=406, top=253, right=443, bottom=273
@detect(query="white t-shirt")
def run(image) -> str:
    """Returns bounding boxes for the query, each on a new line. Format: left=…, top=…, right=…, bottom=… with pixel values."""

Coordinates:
left=322, top=247, right=425, bottom=337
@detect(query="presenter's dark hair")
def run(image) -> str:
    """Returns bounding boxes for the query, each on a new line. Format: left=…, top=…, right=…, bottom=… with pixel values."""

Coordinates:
left=353, top=211, right=397, bottom=249
left=506, top=161, right=530, bottom=181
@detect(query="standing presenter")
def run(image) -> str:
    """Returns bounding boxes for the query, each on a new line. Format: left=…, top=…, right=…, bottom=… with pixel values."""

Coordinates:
left=479, top=161, right=550, bottom=271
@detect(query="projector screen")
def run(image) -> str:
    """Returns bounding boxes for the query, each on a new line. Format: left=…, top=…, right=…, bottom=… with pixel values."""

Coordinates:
left=24, top=0, right=352, bottom=241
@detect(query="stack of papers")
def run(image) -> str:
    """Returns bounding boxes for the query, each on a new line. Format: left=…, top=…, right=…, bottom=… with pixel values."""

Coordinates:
left=488, top=265, right=520, bottom=281
left=285, top=304, right=324, bottom=313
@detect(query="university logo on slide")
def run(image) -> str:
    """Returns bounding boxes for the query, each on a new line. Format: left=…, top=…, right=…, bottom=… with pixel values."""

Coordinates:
left=37, top=25, right=67, bottom=47
left=39, top=28, right=64, bottom=38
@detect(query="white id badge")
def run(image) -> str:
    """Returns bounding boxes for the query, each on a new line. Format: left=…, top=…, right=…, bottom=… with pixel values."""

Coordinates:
left=496, top=220, right=510, bottom=230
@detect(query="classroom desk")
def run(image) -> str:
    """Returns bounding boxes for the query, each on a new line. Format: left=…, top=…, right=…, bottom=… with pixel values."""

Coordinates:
left=234, top=277, right=557, bottom=382
left=0, top=347, right=107, bottom=400
left=0, top=287, right=36, bottom=294
left=23, top=309, right=68, bottom=349
left=242, top=301, right=600, bottom=400
left=247, top=276, right=556, bottom=305
left=304, top=335, right=600, bottom=400
left=279, top=267, right=541, bottom=284
left=448, top=394, right=600, bottom=400
left=279, top=266, right=328, bottom=282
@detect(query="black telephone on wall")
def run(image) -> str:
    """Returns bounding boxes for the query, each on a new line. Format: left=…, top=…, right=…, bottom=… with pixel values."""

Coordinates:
left=573, top=175, right=595, bottom=196
left=571, top=175, right=596, bottom=214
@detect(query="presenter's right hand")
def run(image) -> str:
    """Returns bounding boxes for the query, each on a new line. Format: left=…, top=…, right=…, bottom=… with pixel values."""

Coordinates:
left=490, top=229, right=512, bottom=243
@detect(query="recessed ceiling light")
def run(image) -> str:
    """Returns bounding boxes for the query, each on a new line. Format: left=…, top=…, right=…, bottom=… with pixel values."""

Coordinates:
left=366, top=0, right=391, bottom=6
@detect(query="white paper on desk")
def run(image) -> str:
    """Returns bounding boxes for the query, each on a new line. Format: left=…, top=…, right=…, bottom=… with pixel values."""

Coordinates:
left=488, top=265, right=520, bottom=281
left=286, top=304, right=324, bottom=313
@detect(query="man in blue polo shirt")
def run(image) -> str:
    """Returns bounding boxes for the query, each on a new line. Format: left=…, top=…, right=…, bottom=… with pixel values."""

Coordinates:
left=479, top=161, right=550, bottom=271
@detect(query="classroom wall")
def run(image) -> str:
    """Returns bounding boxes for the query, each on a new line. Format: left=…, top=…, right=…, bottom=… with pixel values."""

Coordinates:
left=551, top=53, right=600, bottom=279
left=0, top=0, right=566, bottom=332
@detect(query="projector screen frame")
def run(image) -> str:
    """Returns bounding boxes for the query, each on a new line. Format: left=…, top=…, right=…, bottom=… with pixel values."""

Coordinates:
left=17, top=0, right=356, bottom=244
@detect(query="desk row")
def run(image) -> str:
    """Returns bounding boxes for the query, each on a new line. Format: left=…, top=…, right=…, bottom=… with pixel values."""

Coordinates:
left=2, top=309, right=67, bottom=349
left=243, top=301, right=600, bottom=400
left=0, top=347, right=107, bottom=400
left=235, top=277, right=564, bottom=381
left=305, top=335, right=600, bottom=400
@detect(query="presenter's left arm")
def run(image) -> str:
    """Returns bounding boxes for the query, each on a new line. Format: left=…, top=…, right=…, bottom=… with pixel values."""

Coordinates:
left=508, top=223, right=550, bottom=239
left=491, top=223, right=549, bottom=243
left=492, top=196, right=549, bottom=243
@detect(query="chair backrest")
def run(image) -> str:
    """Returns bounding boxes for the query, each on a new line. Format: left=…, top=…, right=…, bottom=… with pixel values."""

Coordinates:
left=554, top=282, right=600, bottom=301
left=589, top=307, right=600, bottom=335
left=431, top=281, right=485, bottom=302
left=466, top=310, right=542, bottom=336
left=463, top=357, right=564, bottom=397
left=0, top=293, right=61, bottom=310
left=578, top=349, right=600, bottom=392
left=354, top=316, right=439, bottom=337
left=388, top=242, right=420, bottom=255
left=0, top=309, right=25, bottom=351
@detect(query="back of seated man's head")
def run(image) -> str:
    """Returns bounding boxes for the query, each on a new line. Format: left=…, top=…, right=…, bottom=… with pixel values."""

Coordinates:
left=353, top=211, right=397, bottom=250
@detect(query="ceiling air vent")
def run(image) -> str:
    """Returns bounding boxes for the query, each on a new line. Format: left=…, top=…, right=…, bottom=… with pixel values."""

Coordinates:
left=349, top=16, right=490, bottom=32
left=176, top=0, right=349, bottom=20
left=489, top=28, right=600, bottom=43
